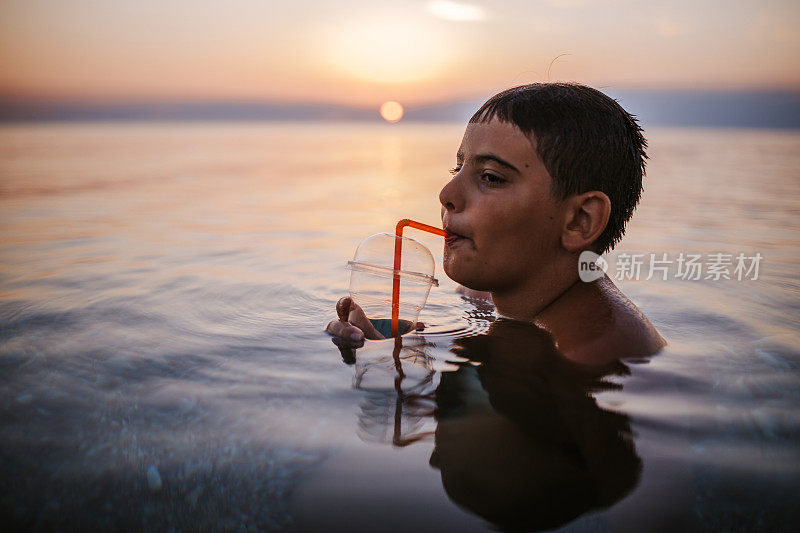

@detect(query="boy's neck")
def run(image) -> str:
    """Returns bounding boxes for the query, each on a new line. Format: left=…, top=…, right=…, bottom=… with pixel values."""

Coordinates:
left=490, top=256, right=580, bottom=321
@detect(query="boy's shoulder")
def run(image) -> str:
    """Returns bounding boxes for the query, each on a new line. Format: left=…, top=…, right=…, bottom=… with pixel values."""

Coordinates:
left=536, top=276, right=665, bottom=366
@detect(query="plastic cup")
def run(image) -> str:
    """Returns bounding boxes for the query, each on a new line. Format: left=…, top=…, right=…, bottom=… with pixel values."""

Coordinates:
left=346, top=232, right=438, bottom=337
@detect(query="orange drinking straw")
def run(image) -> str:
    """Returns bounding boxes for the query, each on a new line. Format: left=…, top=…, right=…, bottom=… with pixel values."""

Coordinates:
left=391, top=219, right=448, bottom=337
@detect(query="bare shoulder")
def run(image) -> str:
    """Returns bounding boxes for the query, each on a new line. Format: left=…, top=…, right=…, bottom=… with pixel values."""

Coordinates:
left=536, top=276, right=666, bottom=366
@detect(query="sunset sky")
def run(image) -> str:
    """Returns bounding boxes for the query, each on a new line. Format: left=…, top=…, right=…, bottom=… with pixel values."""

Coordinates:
left=1, top=0, right=798, bottom=107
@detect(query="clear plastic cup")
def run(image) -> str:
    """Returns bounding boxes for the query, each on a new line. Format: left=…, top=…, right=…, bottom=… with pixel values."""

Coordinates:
left=346, top=232, right=438, bottom=337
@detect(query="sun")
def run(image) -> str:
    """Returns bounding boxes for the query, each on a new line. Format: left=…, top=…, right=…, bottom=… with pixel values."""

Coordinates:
left=380, top=101, right=404, bottom=123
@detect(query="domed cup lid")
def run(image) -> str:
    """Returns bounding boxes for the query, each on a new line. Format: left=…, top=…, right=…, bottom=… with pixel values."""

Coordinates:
left=345, top=232, right=438, bottom=287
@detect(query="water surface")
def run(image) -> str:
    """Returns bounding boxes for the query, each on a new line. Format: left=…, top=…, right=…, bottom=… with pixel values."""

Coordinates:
left=1, top=123, right=798, bottom=531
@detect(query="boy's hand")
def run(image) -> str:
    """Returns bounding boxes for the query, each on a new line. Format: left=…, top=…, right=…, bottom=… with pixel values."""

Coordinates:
left=326, top=297, right=386, bottom=349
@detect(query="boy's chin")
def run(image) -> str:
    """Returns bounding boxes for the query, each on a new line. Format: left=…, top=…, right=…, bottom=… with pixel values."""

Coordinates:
left=443, top=264, right=494, bottom=293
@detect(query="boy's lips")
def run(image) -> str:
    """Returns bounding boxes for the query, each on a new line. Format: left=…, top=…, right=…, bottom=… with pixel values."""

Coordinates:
left=443, top=225, right=472, bottom=246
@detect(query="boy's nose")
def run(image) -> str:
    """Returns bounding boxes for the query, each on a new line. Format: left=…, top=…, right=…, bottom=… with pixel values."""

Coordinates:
left=439, top=174, right=464, bottom=213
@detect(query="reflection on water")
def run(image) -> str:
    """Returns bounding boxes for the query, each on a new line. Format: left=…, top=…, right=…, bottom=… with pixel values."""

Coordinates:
left=354, top=335, right=439, bottom=447
left=1, top=123, right=799, bottom=530
left=348, top=319, right=642, bottom=531
left=437, top=321, right=641, bottom=531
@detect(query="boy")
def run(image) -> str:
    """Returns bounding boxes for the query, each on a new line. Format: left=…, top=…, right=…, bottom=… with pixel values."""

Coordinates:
left=328, top=83, right=664, bottom=364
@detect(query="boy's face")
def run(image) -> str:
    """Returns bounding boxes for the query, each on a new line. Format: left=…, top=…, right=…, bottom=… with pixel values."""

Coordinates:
left=440, top=118, right=565, bottom=292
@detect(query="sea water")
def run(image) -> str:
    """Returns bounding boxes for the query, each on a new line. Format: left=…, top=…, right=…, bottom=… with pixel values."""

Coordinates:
left=1, top=122, right=798, bottom=530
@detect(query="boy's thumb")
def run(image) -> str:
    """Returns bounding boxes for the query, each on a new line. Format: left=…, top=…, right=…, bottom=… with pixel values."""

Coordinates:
left=336, top=297, right=352, bottom=321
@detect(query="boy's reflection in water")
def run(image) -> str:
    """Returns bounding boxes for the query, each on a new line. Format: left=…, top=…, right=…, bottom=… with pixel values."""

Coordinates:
left=347, top=318, right=642, bottom=531
left=433, top=319, right=640, bottom=531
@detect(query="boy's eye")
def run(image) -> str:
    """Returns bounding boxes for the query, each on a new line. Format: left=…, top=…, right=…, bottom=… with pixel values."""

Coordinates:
left=449, top=166, right=461, bottom=175
left=481, top=172, right=506, bottom=185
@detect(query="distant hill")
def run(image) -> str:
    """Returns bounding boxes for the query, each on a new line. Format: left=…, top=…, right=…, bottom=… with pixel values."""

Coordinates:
left=606, top=89, right=800, bottom=130
left=0, top=100, right=376, bottom=123
left=1, top=90, right=798, bottom=129
left=403, top=89, right=800, bottom=129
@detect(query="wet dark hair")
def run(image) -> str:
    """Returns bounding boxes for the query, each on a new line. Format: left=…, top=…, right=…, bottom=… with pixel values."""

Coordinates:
left=470, top=83, right=647, bottom=252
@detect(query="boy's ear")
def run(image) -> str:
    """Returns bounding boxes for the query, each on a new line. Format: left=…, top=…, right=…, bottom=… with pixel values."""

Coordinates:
left=561, top=191, right=611, bottom=252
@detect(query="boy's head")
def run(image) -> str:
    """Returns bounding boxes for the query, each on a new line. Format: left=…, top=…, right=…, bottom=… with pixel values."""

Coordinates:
left=469, top=83, right=647, bottom=253
left=440, top=83, right=647, bottom=293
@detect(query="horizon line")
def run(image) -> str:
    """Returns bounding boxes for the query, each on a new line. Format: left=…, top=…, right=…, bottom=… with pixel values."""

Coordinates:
left=1, top=89, right=798, bottom=129
left=1, top=86, right=799, bottom=107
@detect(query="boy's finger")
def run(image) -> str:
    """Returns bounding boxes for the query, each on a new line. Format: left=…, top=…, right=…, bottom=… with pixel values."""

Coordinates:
left=326, top=319, right=365, bottom=343
left=347, top=304, right=385, bottom=340
left=326, top=319, right=338, bottom=336
left=336, top=297, right=352, bottom=321
left=326, top=319, right=349, bottom=337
